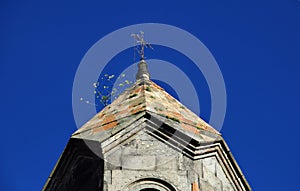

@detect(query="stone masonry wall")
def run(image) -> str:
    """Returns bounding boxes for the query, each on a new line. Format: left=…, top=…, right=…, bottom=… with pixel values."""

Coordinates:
left=102, top=130, right=236, bottom=191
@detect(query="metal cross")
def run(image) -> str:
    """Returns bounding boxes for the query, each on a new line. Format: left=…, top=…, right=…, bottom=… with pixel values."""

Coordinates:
left=131, top=31, right=153, bottom=60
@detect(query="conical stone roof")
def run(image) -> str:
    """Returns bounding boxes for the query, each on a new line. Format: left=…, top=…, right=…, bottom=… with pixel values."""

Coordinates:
left=72, top=77, right=221, bottom=144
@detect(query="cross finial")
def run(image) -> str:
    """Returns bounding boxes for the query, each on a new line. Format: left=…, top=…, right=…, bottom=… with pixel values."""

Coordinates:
left=131, top=31, right=153, bottom=60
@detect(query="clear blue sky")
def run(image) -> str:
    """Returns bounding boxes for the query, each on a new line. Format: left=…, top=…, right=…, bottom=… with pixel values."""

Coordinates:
left=0, top=0, right=300, bottom=190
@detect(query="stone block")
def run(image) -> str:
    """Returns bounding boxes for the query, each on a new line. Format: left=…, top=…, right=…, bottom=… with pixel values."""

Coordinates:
left=122, top=155, right=156, bottom=170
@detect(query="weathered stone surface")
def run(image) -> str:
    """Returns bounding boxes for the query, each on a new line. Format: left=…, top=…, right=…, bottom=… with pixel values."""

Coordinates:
left=197, top=157, right=235, bottom=191
left=122, top=155, right=156, bottom=170
left=102, top=129, right=241, bottom=191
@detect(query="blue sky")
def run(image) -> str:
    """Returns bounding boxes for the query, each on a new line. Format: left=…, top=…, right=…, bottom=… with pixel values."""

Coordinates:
left=1, top=0, right=300, bottom=190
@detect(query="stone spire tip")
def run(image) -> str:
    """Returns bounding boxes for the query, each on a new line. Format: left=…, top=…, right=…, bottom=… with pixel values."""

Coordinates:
left=136, top=59, right=150, bottom=80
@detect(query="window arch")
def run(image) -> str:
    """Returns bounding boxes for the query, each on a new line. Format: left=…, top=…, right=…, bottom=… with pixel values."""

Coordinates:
left=140, top=189, right=160, bottom=191
left=126, top=178, right=176, bottom=191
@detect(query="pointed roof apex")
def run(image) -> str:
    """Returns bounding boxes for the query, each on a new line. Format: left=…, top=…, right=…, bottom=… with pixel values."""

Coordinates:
left=131, top=31, right=153, bottom=81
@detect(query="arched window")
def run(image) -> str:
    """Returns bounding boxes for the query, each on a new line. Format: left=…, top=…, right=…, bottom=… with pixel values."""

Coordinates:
left=126, top=178, right=176, bottom=191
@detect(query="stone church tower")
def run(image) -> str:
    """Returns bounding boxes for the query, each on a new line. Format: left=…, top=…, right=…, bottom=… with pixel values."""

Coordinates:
left=43, top=59, right=251, bottom=191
